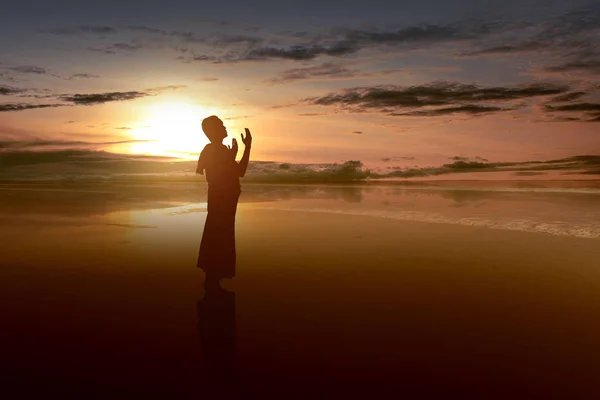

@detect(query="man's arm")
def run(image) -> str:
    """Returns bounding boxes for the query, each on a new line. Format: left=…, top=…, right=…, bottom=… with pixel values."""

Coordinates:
left=196, top=146, right=209, bottom=175
left=237, top=128, right=252, bottom=177
left=196, top=155, right=204, bottom=175
left=237, top=143, right=251, bottom=177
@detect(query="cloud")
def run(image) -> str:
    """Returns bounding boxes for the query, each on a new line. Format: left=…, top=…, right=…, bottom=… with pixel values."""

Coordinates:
left=302, top=81, right=568, bottom=117
left=178, top=20, right=499, bottom=64
left=269, top=62, right=360, bottom=83
left=268, top=62, right=401, bottom=84
left=59, top=91, right=152, bottom=105
left=1, top=85, right=178, bottom=112
left=0, top=64, right=62, bottom=79
left=147, top=85, right=187, bottom=92
left=243, top=43, right=359, bottom=61
left=351, top=131, right=363, bottom=134
left=0, top=85, right=25, bottom=95
left=47, top=25, right=117, bottom=35
left=544, top=102, right=600, bottom=122
left=0, top=149, right=180, bottom=169
left=115, top=127, right=132, bottom=130
left=89, top=42, right=144, bottom=54
left=458, top=4, right=600, bottom=75
left=5, top=65, right=49, bottom=75
left=545, top=103, right=600, bottom=112
left=0, top=103, right=68, bottom=112
left=296, top=112, right=331, bottom=117
left=392, top=105, right=507, bottom=117
left=460, top=42, right=546, bottom=57
left=547, top=92, right=587, bottom=103
left=339, top=21, right=495, bottom=46
left=68, top=73, right=100, bottom=79
left=544, top=60, right=600, bottom=75
left=0, top=139, right=151, bottom=151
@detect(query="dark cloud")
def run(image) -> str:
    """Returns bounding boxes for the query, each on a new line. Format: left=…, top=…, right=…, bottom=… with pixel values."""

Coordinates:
left=244, top=43, right=359, bottom=61
left=1, top=65, right=61, bottom=79
left=269, top=62, right=360, bottom=83
left=340, top=21, right=495, bottom=45
left=88, top=42, right=144, bottom=54
left=459, top=5, right=600, bottom=74
left=69, top=73, right=100, bottom=79
left=0, top=85, right=25, bottom=95
left=0, top=103, right=67, bottom=112
left=548, top=91, right=587, bottom=103
left=47, top=25, right=117, bottom=35
left=5, top=65, right=49, bottom=75
left=544, top=60, right=600, bottom=75
left=269, top=63, right=400, bottom=84
left=393, top=105, right=507, bottom=117
left=352, top=131, right=363, bottom=134
left=125, top=26, right=263, bottom=49
left=59, top=91, right=152, bottom=105
left=544, top=102, right=600, bottom=122
left=147, top=85, right=187, bottom=92
left=545, top=103, right=600, bottom=113
left=0, top=139, right=151, bottom=150
left=109, top=43, right=143, bottom=51
left=203, top=33, right=264, bottom=46
left=115, top=127, right=132, bottom=130
left=460, top=42, right=546, bottom=57
left=303, top=81, right=568, bottom=117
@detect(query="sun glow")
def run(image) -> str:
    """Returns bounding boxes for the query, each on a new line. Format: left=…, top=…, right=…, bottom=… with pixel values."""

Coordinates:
left=128, top=101, right=219, bottom=159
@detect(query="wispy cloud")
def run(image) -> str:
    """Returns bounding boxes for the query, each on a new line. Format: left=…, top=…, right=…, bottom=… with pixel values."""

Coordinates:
left=301, top=81, right=568, bottom=117
left=544, top=102, right=600, bottom=122
left=1, top=85, right=184, bottom=112
left=59, top=91, right=152, bottom=105
left=458, top=4, right=600, bottom=76
left=0, top=103, right=68, bottom=112
left=0, top=139, right=152, bottom=150
left=68, top=73, right=101, bottom=79
left=88, top=42, right=144, bottom=54
left=0, top=85, right=25, bottom=95
left=268, top=62, right=401, bottom=84
left=46, top=25, right=117, bottom=35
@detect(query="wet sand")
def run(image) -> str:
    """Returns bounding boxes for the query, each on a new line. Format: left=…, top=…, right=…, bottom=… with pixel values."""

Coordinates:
left=1, top=186, right=600, bottom=398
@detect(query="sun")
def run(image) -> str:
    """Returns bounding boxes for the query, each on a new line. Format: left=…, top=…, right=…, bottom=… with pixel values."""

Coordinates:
left=128, top=101, right=219, bottom=159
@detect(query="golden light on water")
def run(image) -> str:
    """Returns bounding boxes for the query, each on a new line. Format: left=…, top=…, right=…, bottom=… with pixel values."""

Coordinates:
left=128, top=101, right=220, bottom=159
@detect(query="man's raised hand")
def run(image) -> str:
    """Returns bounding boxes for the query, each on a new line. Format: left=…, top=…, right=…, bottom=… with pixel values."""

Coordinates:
left=241, top=128, right=252, bottom=147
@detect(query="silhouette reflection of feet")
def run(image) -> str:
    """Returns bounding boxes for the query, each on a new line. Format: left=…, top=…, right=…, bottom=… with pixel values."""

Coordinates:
left=197, top=279, right=237, bottom=396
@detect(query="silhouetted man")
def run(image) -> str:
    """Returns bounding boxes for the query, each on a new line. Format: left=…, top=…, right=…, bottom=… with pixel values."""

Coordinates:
left=196, top=115, right=252, bottom=290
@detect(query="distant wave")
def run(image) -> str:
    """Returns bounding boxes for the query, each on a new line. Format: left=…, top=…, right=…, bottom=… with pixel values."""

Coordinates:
left=254, top=206, right=600, bottom=240
left=394, top=186, right=600, bottom=195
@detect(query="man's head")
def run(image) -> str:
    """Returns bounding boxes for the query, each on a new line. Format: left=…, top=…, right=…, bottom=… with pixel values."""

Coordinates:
left=202, top=115, right=227, bottom=143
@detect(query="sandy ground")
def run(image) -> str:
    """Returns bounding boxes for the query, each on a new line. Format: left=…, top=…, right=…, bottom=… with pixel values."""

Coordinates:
left=1, top=202, right=600, bottom=398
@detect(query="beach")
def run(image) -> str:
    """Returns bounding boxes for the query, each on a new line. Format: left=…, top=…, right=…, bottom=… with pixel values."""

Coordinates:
left=1, top=181, right=600, bottom=397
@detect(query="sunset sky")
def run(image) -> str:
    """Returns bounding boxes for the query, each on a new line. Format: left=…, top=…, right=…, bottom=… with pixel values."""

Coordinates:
left=1, top=0, right=599, bottom=168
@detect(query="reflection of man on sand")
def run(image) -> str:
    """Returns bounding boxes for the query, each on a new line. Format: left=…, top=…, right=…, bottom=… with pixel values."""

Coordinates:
left=197, top=277, right=237, bottom=394
left=196, top=115, right=252, bottom=290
